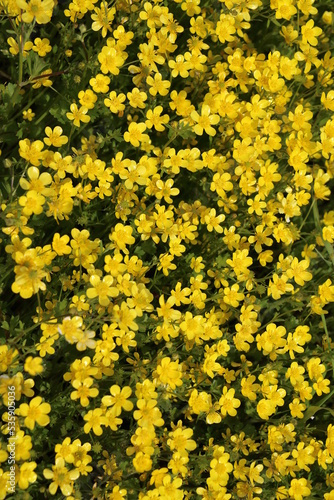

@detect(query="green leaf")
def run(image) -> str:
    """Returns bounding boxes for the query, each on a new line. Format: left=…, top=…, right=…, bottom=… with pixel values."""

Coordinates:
left=269, top=16, right=282, bottom=27
left=109, top=128, right=123, bottom=143
left=1, top=321, right=9, bottom=331
left=4, top=83, right=16, bottom=98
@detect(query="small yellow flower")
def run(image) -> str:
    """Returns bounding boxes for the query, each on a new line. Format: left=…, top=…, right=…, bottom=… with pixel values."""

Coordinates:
left=66, top=103, right=90, bottom=127
left=83, top=408, right=108, bottom=435
left=90, top=73, right=110, bottom=93
left=22, top=108, right=35, bottom=121
left=145, top=106, right=169, bottom=131
left=102, top=385, right=133, bottom=414
left=288, top=478, right=311, bottom=499
left=24, top=356, right=44, bottom=376
left=191, top=104, right=220, bottom=136
left=7, top=37, right=33, bottom=56
left=78, top=89, right=97, bottom=110
left=43, top=457, right=79, bottom=496
left=32, top=37, right=52, bottom=56
left=146, top=72, right=171, bottom=96
left=104, top=91, right=126, bottom=113
left=32, top=69, right=53, bottom=88
left=44, top=126, right=68, bottom=147
left=301, top=19, right=322, bottom=46
left=219, top=387, right=241, bottom=417
left=19, top=191, right=46, bottom=216
left=124, top=122, right=149, bottom=147
left=17, top=396, right=51, bottom=430
left=18, top=462, right=37, bottom=489
left=16, top=0, right=54, bottom=24
left=86, top=274, right=119, bottom=306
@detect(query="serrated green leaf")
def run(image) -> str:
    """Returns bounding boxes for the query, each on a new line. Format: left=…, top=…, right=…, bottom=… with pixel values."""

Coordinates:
left=4, top=83, right=16, bottom=98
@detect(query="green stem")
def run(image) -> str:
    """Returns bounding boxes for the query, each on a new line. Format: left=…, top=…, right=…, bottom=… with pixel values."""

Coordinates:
left=18, top=22, right=24, bottom=85
left=321, top=313, right=334, bottom=376
left=312, top=196, right=334, bottom=266
left=299, top=198, right=315, bottom=232
left=37, top=291, right=42, bottom=323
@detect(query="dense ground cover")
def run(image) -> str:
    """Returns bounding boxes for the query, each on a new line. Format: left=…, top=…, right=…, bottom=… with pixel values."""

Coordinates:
left=1, top=0, right=334, bottom=498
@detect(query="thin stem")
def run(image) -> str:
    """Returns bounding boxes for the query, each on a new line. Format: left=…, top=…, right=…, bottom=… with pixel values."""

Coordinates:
left=37, top=291, right=42, bottom=323
left=18, top=21, right=24, bottom=85
left=299, top=198, right=315, bottom=232
left=321, top=313, right=334, bottom=376
left=312, top=196, right=334, bottom=266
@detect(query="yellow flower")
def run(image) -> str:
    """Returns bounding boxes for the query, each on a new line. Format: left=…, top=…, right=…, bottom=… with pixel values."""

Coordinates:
left=146, top=72, right=171, bottom=96
left=17, top=396, right=51, bottom=430
left=292, top=442, right=315, bottom=472
left=43, top=457, right=79, bottom=496
left=219, top=387, right=241, bottom=417
left=155, top=357, right=183, bottom=390
left=0, top=346, right=19, bottom=372
left=16, top=0, right=54, bottom=24
left=44, top=126, right=68, bottom=147
left=145, top=106, right=169, bottom=131
left=32, top=37, right=52, bottom=56
left=83, top=408, right=108, bottom=435
left=313, top=377, right=330, bottom=396
left=32, top=68, right=53, bottom=88
left=124, top=122, right=149, bottom=147
left=223, top=284, right=244, bottom=308
left=15, top=431, right=33, bottom=461
left=104, top=91, right=126, bottom=113
left=188, top=389, right=211, bottom=414
left=18, top=462, right=37, bottom=489
left=108, top=485, right=127, bottom=500
left=19, top=190, right=45, bottom=216
left=322, top=9, right=333, bottom=23
left=133, top=400, right=164, bottom=431
left=52, top=233, right=71, bottom=255
left=280, top=24, right=298, bottom=45
left=11, top=253, right=48, bottom=299
left=191, top=104, right=220, bottom=136
left=22, top=108, right=35, bottom=121
left=109, top=223, right=135, bottom=253
left=216, top=14, right=236, bottom=43
left=286, top=258, right=312, bottom=286
left=256, top=323, right=287, bottom=360
left=226, top=249, right=253, bottom=280
left=90, top=73, right=110, bottom=93
left=71, top=378, right=99, bottom=407
left=7, top=37, right=33, bottom=56
left=127, top=87, right=148, bottom=109
left=98, top=45, right=125, bottom=75
left=66, top=103, right=90, bottom=127
left=275, top=0, right=297, bottom=20
left=133, top=452, right=153, bottom=473
left=91, top=3, right=116, bottom=38
left=301, top=19, right=322, bottom=46
left=86, top=274, right=119, bottom=306
left=257, top=398, right=276, bottom=420
left=169, top=54, right=191, bottom=78
left=289, top=398, right=306, bottom=418
left=24, top=356, right=44, bottom=376
left=19, top=139, right=44, bottom=166
left=241, top=375, right=260, bottom=401
left=288, top=478, right=311, bottom=499
left=101, top=385, right=133, bottom=414
left=267, top=273, right=294, bottom=300
left=78, top=89, right=97, bottom=110
left=167, top=425, right=197, bottom=454
left=19, top=166, right=52, bottom=195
